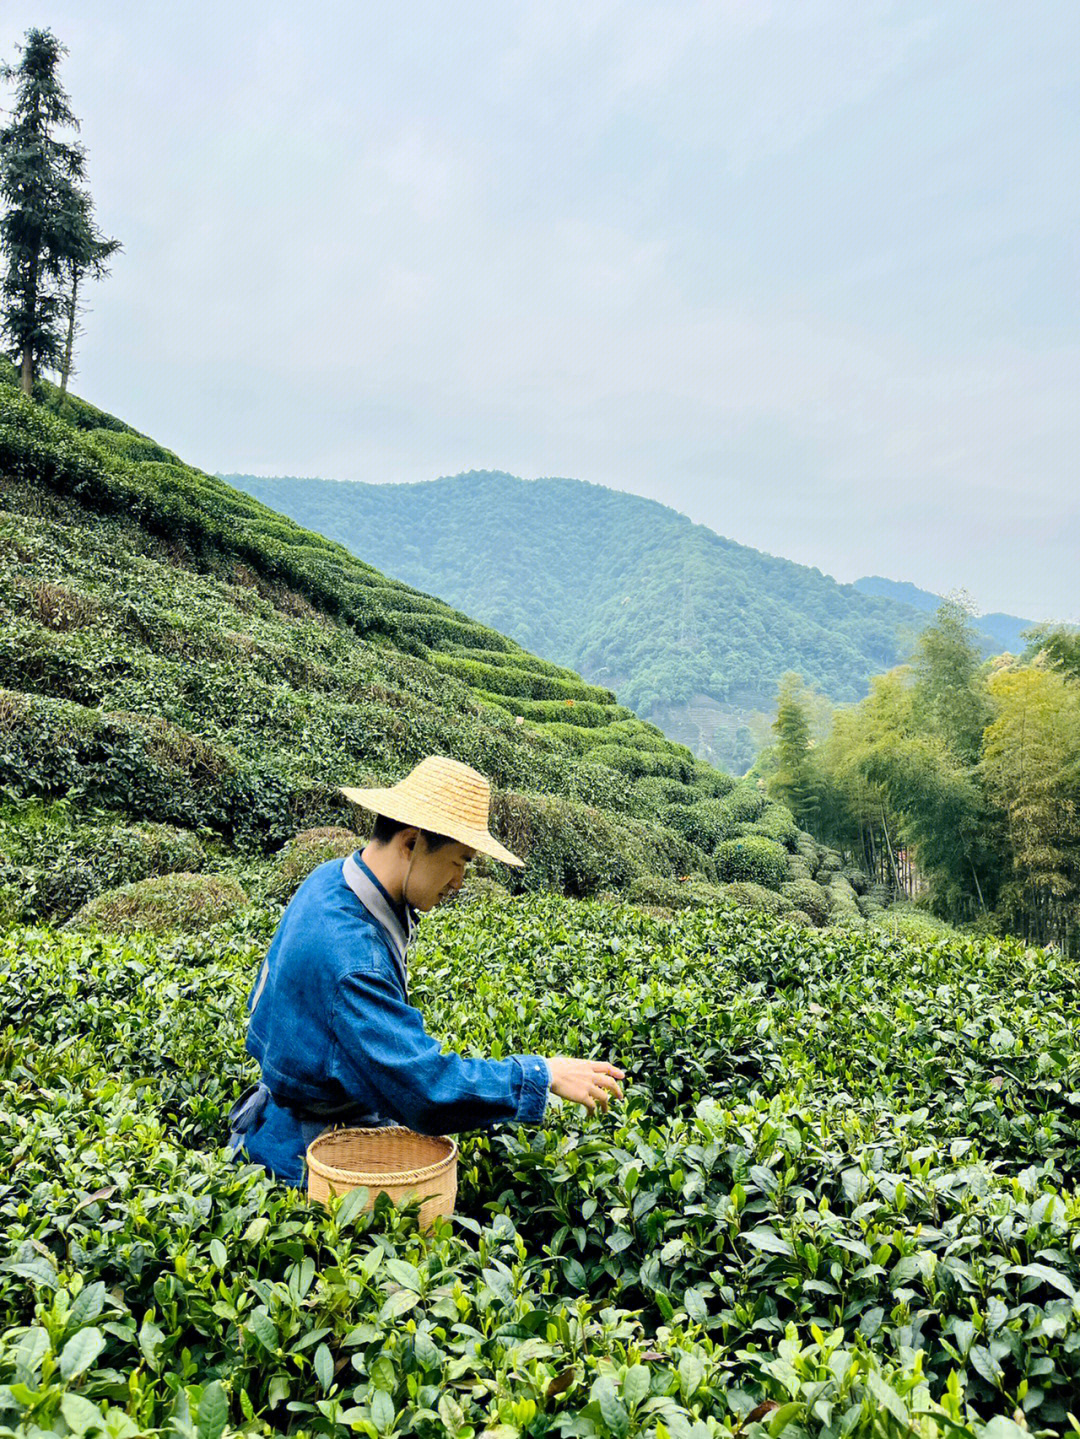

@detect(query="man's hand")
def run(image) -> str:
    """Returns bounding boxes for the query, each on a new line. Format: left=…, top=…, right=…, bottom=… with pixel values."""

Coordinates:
left=546, top=1057, right=625, bottom=1113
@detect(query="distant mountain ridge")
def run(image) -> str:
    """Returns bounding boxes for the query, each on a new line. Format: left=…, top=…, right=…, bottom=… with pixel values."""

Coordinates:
left=852, top=575, right=1041, bottom=654
left=221, top=470, right=993, bottom=768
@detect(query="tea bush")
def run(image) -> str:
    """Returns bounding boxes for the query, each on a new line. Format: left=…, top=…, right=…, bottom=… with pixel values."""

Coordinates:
left=660, top=802, right=738, bottom=855
left=751, top=806, right=800, bottom=851
left=491, top=794, right=711, bottom=899
left=717, top=786, right=767, bottom=825
left=269, top=828, right=361, bottom=903
left=785, top=907, right=816, bottom=929
left=870, top=903, right=962, bottom=942
left=65, top=871, right=250, bottom=934
left=780, top=880, right=831, bottom=927
left=0, top=799, right=209, bottom=925
left=2, top=895, right=1077, bottom=1434
left=431, top=656, right=616, bottom=707
left=623, top=875, right=729, bottom=911
left=713, top=837, right=789, bottom=888
left=714, top=881, right=794, bottom=918
left=479, top=696, right=636, bottom=730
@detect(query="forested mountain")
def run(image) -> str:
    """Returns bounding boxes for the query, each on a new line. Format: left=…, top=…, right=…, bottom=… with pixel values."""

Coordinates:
left=223, top=471, right=948, bottom=768
left=853, top=575, right=1040, bottom=654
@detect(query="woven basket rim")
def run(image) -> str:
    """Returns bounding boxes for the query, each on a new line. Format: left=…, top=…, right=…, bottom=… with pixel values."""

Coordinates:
left=306, top=1125, right=458, bottom=1186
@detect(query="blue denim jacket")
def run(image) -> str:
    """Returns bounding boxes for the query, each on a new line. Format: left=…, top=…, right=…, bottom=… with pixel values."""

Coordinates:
left=228, top=851, right=550, bottom=1187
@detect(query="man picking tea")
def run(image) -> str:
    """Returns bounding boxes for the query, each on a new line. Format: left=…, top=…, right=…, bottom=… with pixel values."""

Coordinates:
left=227, top=755, right=624, bottom=1187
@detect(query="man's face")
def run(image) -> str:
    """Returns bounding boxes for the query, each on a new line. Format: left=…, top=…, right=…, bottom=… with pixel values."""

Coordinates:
left=406, top=835, right=476, bottom=911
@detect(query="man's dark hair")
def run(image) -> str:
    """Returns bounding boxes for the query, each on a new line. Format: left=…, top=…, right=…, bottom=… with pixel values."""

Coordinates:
left=370, top=814, right=456, bottom=851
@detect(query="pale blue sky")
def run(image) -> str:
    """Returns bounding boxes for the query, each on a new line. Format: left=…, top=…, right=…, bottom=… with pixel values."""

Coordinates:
left=2, top=1, right=1077, bottom=622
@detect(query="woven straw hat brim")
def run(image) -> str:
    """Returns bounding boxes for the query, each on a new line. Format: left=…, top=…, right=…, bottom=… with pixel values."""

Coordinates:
left=340, top=784, right=524, bottom=868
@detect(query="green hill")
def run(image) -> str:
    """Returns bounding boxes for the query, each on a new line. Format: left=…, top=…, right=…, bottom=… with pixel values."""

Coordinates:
left=0, top=369, right=866, bottom=926
left=220, top=470, right=938, bottom=766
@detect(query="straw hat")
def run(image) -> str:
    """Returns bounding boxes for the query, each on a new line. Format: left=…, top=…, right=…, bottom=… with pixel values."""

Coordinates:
left=340, top=755, right=523, bottom=867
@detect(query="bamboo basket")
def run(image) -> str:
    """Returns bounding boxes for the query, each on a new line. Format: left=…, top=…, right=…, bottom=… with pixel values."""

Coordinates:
left=305, top=1126, right=458, bottom=1230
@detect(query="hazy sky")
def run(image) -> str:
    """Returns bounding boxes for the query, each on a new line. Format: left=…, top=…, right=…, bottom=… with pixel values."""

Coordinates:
left=2, top=2, right=1077, bottom=622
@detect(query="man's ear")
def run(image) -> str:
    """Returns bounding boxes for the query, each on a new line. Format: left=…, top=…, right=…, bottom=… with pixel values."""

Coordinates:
left=400, top=826, right=421, bottom=855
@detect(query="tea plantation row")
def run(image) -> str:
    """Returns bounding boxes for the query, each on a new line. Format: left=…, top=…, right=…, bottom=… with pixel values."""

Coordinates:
left=2, top=893, right=1076, bottom=1437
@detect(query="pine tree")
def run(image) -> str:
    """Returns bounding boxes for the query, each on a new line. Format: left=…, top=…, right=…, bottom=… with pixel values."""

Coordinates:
left=0, top=29, right=101, bottom=397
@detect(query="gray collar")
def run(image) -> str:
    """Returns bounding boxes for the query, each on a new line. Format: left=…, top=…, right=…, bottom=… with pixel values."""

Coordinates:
left=341, top=852, right=417, bottom=990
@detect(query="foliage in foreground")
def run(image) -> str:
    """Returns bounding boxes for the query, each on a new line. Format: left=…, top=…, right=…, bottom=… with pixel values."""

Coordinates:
left=2, top=894, right=1078, bottom=1436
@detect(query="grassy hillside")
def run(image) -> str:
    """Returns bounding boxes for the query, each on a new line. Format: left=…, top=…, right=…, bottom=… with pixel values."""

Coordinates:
left=0, top=371, right=872, bottom=927
left=222, top=471, right=935, bottom=766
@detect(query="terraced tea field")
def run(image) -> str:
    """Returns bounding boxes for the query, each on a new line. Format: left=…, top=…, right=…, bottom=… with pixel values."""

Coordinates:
left=2, top=894, right=1077, bottom=1437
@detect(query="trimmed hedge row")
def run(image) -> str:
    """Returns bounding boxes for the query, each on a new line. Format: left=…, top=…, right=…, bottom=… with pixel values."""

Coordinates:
left=474, top=690, right=633, bottom=729
left=437, top=644, right=584, bottom=679
left=430, top=652, right=617, bottom=704
left=490, top=791, right=717, bottom=898
left=0, top=800, right=209, bottom=926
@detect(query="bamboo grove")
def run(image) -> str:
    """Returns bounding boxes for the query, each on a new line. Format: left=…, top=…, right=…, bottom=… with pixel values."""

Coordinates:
left=763, top=600, right=1080, bottom=955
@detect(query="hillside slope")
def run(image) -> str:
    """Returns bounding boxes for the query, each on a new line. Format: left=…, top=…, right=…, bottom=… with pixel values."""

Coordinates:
left=853, top=574, right=1044, bottom=654
left=222, top=470, right=933, bottom=765
left=0, top=372, right=865, bottom=928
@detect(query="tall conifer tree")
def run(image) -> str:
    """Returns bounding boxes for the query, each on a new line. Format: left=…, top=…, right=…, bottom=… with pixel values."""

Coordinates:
left=0, top=29, right=101, bottom=396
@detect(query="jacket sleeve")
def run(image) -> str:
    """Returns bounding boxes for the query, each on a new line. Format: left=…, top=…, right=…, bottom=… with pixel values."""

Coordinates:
left=329, top=959, right=550, bottom=1134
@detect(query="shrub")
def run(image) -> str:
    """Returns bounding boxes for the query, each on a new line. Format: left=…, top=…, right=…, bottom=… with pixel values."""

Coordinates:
left=625, top=874, right=728, bottom=910
left=716, top=880, right=794, bottom=917
left=962, top=909, right=1007, bottom=940
left=431, top=654, right=615, bottom=705
left=629, top=776, right=701, bottom=812
left=816, top=846, right=844, bottom=875
left=489, top=791, right=709, bottom=898
left=65, top=871, right=249, bottom=934
left=784, top=907, right=817, bottom=928
left=720, top=783, right=767, bottom=824
left=476, top=694, right=630, bottom=728
left=661, top=798, right=738, bottom=853
left=0, top=804, right=208, bottom=924
left=871, top=902, right=961, bottom=941
left=714, top=834, right=788, bottom=887
left=753, top=802, right=800, bottom=850
left=826, top=908, right=868, bottom=932
left=689, top=760, right=737, bottom=798
left=825, top=873, right=861, bottom=908
left=268, top=826, right=359, bottom=902
left=780, top=877, right=831, bottom=925
left=103, top=820, right=208, bottom=874
left=841, top=864, right=870, bottom=894
left=452, top=875, right=511, bottom=906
